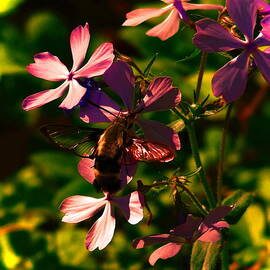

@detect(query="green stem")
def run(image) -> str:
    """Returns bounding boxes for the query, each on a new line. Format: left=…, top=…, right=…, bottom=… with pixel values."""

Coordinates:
left=186, top=121, right=216, bottom=209
left=195, top=52, right=208, bottom=102
left=171, top=107, right=188, bottom=122
left=177, top=182, right=208, bottom=216
left=221, top=244, right=229, bottom=270
left=217, top=103, right=233, bottom=205
left=141, top=179, right=208, bottom=216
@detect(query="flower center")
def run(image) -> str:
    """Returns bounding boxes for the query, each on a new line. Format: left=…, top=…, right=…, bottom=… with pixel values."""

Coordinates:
left=173, top=0, right=189, bottom=22
left=245, top=41, right=257, bottom=52
left=68, top=72, right=74, bottom=81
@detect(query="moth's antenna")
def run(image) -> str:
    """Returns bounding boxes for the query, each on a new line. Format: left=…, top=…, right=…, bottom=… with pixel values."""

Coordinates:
left=87, top=99, right=118, bottom=118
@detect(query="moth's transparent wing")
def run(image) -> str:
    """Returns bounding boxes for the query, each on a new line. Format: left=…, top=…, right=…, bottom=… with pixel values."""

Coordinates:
left=124, top=137, right=175, bottom=163
left=40, top=124, right=104, bottom=157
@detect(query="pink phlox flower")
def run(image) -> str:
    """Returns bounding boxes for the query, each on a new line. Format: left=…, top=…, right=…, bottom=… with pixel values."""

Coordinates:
left=22, top=23, right=114, bottom=111
left=60, top=190, right=144, bottom=251
left=80, top=60, right=181, bottom=150
left=77, top=158, right=138, bottom=190
left=260, top=13, right=270, bottom=41
left=193, top=0, right=270, bottom=103
left=122, top=0, right=223, bottom=40
left=133, top=206, right=232, bottom=265
left=256, top=0, right=270, bottom=15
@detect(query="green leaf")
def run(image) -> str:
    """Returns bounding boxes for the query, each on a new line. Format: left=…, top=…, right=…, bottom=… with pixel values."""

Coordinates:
left=191, top=241, right=222, bottom=270
left=222, top=190, right=253, bottom=224
left=176, top=48, right=201, bottom=63
left=143, top=53, right=158, bottom=77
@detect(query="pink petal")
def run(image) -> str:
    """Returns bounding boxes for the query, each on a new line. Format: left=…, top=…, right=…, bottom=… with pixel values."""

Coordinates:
left=60, top=195, right=106, bottom=223
left=227, top=0, right=257, bottom=41
left=253, top=49, right=270, bottom=83
left=203, top=206, right=233, bottom=226
left=198, top=228, right=221, bottom=242
left=113, top=191, right=144, bottom=224
left=173, top=215, right=202, bottom=239
left=198, top=221, right=229, bottom=242
left=253, top=34, right=270, bottom=47
left=59, top=79, right=87, bottom=109
left=162, top=0, right=173, bottom=3
left=119, top=163, right=138, bottom=188
left=183, top=3, right=223, bottom=11
left=70, top=23, right=90, bottom=71
left=212, top=51, right=250, bottom=103
left=261, top=16, right=270, bottom=39
left=85, top=202, right=116, bottom=251
left=75, top=42, right=114, bottom=78
left=136, top=77, right=181, bottom=113
left=27, top=52, right=69, bottom=81
left=213, top=221, right=230, bottom=229
left=133, top=234, right=172, bottom=249
left=193, top=19, right=245, bottom=53
left=257, top=0, right=270, bottom=10
left=137, top=118, right=180, bottom=150
left=103, top=61, right=135, bottom=110
left=22, top=81, right=69, bottom=111
left=149, top=243, right=182, bottom=266
left=122, top=7, right=171, bottom=26
left=147, top=9, right=180, bottom=40
left=80, top=89, right=119, bottom=123
left=77, top=158, right=96, bottom=184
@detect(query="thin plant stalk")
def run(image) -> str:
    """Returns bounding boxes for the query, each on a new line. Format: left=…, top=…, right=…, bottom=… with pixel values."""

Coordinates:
left=186, top=122, right=216, bottom=209
left=140, top=180, right=208, bottom=216
left=177, top=182, right=208, bottom=216
left=195, top=52, right=208, bottom=102
left=217, top=103, right=233, bottom=205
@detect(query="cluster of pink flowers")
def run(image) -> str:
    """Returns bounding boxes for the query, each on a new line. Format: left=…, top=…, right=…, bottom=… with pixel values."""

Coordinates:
left=23, top=0, right=270, bottom=265
left=22, top=22, right=183, bottom=253
left=123, top=0, right=270, bottom=103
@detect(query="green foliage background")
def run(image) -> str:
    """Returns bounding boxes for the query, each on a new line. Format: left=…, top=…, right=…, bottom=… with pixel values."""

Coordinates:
left=0, top=0, right=270, bottom=269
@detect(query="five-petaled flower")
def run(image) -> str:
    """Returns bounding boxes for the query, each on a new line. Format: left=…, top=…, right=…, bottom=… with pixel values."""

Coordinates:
left=193, top=0, right=270, bottom=103
left=123, top=0, right=223, bottom=40
left=60, top=158, right=144, bottom=251
left=80, top=60, right=181, bottom=150
left=22, top=23, right=114, bottom=110
left=61, top=191, right=144, bottom=251
left=132, top=206, right=232, bottom=265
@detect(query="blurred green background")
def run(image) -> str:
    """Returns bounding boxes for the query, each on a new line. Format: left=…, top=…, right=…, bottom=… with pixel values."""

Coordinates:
left=1, top=0, right=270, bottom=269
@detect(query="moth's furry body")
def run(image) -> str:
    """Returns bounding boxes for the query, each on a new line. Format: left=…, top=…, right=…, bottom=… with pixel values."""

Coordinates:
left=93, top=117, right=131, bottom=193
